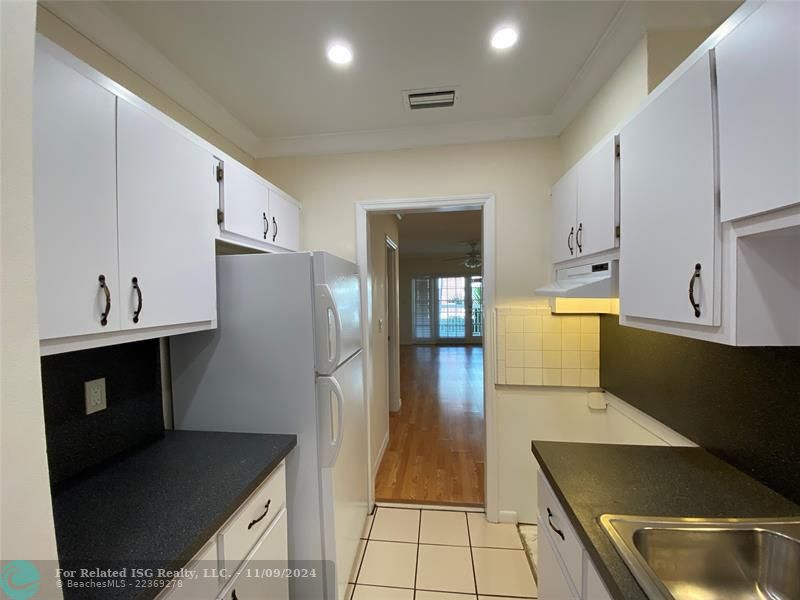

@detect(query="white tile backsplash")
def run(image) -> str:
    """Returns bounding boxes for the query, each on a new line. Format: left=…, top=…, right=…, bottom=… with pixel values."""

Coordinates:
left=496, top=307, right=600, bottom=388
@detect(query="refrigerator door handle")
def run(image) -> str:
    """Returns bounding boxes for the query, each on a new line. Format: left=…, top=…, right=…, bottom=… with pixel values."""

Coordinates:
left=315, top=284, right=342, bottom=373
left=317, top=376, right=345, bottom=468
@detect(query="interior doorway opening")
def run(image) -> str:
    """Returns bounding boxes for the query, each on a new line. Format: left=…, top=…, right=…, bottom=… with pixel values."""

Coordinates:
left=374, top=209, right=485, bottom=507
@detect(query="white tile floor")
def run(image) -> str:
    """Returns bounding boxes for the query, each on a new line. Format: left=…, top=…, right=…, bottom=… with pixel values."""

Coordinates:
left=348, top=507, right=538, bottom=600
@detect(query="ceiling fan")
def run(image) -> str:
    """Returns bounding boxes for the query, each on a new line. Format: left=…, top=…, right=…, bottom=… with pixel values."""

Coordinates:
left=443, top=241, right=482, bottom=269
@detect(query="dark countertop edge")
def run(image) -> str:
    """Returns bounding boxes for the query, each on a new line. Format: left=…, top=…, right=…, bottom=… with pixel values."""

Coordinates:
left=531, top=440, right=628, bottom=600
left=164, top=435, right=297, bottom=579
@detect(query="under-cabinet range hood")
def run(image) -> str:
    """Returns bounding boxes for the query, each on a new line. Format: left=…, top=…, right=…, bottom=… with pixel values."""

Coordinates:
left=536, top=260, right=618, bottom=298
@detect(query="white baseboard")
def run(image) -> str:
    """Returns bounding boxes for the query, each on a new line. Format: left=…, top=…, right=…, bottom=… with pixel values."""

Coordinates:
left=373, top=431, right=389, bottom=476
left=498, top=510, right=518, bottom=524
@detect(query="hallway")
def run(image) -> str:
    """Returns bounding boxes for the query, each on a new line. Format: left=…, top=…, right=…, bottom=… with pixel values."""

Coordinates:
left=375, top=345, right=484, bottom=506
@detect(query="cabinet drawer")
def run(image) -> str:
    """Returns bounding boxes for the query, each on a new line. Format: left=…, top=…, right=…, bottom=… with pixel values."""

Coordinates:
left=537, top=470, right=583, bottom=591
left=220, top=462, right=286, bottom=573
left=219, top=509, right=289, bottom=600
left=159, top=541, right=220, bottom=599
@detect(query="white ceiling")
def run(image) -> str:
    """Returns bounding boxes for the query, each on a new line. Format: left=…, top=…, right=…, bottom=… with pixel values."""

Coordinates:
left=45, top=1, right=739, bottom=157
left=398, top=211, right=482, bottom=256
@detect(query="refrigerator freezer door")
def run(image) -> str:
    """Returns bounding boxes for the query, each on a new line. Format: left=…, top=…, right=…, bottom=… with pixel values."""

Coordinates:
left=317, top=350, right=368, bottom=600
left=313, top=252, right=362, bottom=375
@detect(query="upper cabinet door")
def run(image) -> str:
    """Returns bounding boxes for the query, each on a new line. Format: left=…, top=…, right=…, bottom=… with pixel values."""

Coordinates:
left=221, top=160, right=270, bottom=243
left=551, top=168, right=578, bottom=264
left=33, top=48, right=121, bottom=340
left=576, top=136, right=618, bottom=257
left=269, top=189, right=300, bottom=251
left=619, top=52, right=719, bottom=326
left=716, top=2, right=800, bottom=222
left=117, top=100, right=218, bottom=329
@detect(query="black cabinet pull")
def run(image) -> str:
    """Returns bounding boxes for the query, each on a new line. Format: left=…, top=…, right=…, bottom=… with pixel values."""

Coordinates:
left=547, top=507, right=565, bottom=541
left=99, top=275, right=111, bottom=327
left=272, top=217, right=278, bottom=243
left=247, top=499, right=271, bottom=530
left=263, top=212, right=268, bottom=240
left=132, top=277, right=143, bottom=324
left=567, top=227, right=574, bottom=255
left=576, top=223, right=583, bottom=253
left=689, top=263, right=701, bottom=318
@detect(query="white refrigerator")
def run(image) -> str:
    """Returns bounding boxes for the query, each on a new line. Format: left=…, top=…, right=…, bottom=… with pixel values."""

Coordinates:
left=170, top=251, right=368, bottom=600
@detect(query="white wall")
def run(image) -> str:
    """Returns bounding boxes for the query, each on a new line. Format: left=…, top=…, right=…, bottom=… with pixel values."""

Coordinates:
left=498, top=389, right=692, bottom=523
left=558, top=36, right=649, bottom=173
left=0, top=0, right=62, bottom=577
left=36, top=6, right=255, bottom=168
left=256, top=138, right=562, bottom=302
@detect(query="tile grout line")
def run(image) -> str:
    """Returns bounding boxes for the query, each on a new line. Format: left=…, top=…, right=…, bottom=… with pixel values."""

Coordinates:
left=465, top=511, right=479, bottom=597
left=413, top=509, right=422, bottom=600
left=351, top=506, right=379, bottom=599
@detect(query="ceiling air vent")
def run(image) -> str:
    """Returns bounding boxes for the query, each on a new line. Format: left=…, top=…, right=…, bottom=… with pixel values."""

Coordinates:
left=403, top=87, right=458, bottom=111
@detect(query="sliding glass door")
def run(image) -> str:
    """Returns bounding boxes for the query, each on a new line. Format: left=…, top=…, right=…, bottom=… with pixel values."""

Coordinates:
left=412, top=275, right=482, bottom=342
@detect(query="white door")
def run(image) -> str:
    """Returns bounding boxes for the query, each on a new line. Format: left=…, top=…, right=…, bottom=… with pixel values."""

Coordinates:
left=117, top=100, right=218, bottom=329
left=268, top=189, right=300, bottom=251
left=221, top=159, right=271, bottom=243
left=33, top=45, right=120, bottom=339
left=619, top=52, right=719, bottom=326
left=317, top=351, right=368, bottom=600
left=314, top=253, right=362, bottom=375
left=551, top=167, right=578, bottom=264
left=222, top=509, right=289, bottom=600
left=576, top=136, right=617, bottom=257
left=716, top=2, right=800, bottom=222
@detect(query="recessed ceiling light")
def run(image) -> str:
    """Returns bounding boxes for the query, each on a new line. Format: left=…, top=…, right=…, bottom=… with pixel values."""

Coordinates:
left=491, top=26, right=518, bottom=50
left=327, top=42, right=353, bottom=66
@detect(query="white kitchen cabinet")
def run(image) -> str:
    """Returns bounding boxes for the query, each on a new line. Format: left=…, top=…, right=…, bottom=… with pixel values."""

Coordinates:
left=576, top=136, right=618, bottom=258
left=619, top=51, right=719, bottom=327
left=157, top=461, right=289, bottom=600
left=539, top=522, right=579, bottom=600
left=551, top=167, right=579, bottom=263
left=220, top=509, right=290, bottom=600
left=537, top=471, right=613, bottom=600
left=268, top=189, right=300, bottom=251
left=220, top=160, right=270, bottom=244
left=716, top=1, right=800, bottom=222
left=162, top=542, right=220, bottom=600
left=33, top=45, right=121, bottom=340
left=217, top=159, right=301, bottom=253
left=550, top=136, right=618, bottom=266
left=117, top=99, right=218, bottom=330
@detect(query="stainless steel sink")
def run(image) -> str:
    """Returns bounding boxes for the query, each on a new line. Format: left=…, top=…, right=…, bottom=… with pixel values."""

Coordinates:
left=600, top=515, right=800, bottom=600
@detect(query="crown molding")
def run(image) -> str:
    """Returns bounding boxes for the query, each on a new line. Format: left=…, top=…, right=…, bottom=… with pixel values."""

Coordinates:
left=253, top=115, right=560, bottom=158
left=42, top=0, right=644, bottom=159
left=550, top=1, right=646, bottom=131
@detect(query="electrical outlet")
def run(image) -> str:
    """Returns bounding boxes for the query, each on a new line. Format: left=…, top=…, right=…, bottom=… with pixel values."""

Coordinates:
left=84, top=378, right=107, bottom=415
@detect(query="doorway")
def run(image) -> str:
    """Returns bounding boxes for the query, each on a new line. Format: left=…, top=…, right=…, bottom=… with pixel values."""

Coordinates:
left=361, top=204, right=491, bottom=509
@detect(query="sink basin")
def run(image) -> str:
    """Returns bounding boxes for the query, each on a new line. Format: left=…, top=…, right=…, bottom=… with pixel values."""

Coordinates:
left=600, top=515, right=800, bottom=600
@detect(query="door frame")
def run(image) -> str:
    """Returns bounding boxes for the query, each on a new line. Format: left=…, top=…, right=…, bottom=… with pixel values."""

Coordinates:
left=385, top=236, right=401, bottom=413
left=356, top=194, right=498, bottom=520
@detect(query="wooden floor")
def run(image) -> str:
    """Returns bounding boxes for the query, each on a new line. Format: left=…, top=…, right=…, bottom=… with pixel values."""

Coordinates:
left=375, top=345, right=485, bottom=506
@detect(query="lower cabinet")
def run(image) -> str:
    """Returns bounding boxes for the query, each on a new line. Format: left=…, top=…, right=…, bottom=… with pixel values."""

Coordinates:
left=158, top=461, right=288, bottom=600
left=538, top=523, right=579, bottom=600
left=537, top=471, right=613, bottom=600
left=220, top=510, right=289, bottom=600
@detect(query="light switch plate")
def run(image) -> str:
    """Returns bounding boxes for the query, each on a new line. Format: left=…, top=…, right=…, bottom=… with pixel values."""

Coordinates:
left=84, top=378, right=107, bottom=415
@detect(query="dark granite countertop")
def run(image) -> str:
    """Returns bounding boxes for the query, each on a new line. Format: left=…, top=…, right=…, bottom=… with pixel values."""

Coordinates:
left=531, top=441, right=800, bottom=600
left=52, top=430, right=296, bottom=600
